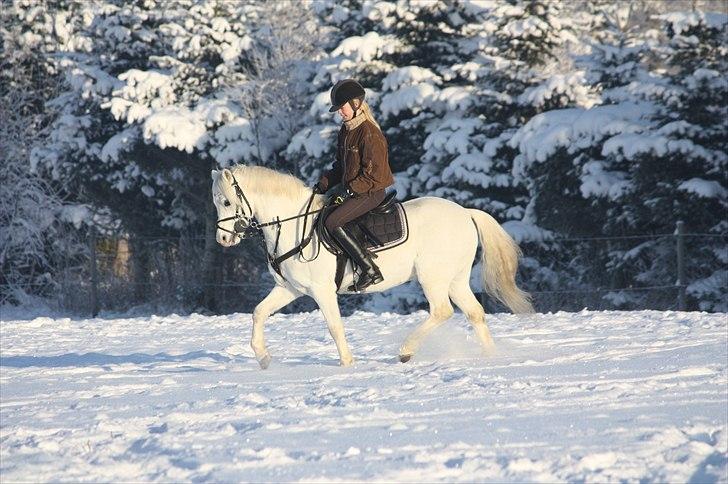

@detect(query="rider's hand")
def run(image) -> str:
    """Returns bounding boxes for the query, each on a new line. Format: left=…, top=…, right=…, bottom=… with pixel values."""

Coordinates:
left=333, top=187, right=354, bottom=205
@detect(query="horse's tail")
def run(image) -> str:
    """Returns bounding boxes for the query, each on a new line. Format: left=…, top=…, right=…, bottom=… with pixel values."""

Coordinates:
left=469, top=209, right=534, bottom=314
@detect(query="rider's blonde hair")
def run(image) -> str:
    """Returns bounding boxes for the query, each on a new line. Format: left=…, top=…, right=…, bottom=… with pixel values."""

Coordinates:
left=355, top=99, right=381, bottom=131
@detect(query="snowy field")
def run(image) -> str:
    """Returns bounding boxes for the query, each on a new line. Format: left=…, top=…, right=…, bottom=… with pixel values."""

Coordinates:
left=1, top=309, right=726, bottom=482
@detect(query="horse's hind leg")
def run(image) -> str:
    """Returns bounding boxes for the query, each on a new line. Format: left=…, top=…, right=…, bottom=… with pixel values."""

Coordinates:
left=251, top=284, right=300, bottom=369
left=449, top=273, right=496, bottom=353
left=399, top=283, right=453, bottom=362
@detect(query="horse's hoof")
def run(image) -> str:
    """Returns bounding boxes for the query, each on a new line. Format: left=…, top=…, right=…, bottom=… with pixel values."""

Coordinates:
left=340, top=357, right=354, bottom=367
left=258, top=354, right=271, bottom=370
left=399, top=354, right=412, bottom=363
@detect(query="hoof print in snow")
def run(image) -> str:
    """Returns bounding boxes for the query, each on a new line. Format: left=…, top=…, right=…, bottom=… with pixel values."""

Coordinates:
left=149, top=423, right=168, bottom=434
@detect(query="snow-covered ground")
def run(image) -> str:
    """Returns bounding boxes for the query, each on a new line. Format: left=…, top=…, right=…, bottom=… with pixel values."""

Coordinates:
left=1, top=309, right=726, bottom=482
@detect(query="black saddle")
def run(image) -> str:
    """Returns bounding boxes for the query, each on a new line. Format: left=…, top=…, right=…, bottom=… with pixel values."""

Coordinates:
left=316, top=192, right=409, bottom=291
left=318, top=192, right=408, bottom=253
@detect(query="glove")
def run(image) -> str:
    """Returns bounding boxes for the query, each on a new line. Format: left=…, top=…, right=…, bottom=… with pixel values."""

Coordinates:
left=333, top=186, right=354, bottom=205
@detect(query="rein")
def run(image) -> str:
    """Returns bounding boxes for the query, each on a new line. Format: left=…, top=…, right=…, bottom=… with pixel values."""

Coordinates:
left=216, top=173, right=327, bottom=277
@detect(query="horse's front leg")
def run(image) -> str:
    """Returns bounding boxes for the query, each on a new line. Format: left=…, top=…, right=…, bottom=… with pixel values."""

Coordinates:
left=251, top=284, right=300, bottom=369
left=310, top=286, right=354, bottom=366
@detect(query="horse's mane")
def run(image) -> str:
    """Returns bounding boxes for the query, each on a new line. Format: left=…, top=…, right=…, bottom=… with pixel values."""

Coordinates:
left=230, top=164, right=314, bottom=204
left=225, top=165, right=326, bottom=210
left=214, top=164, right=327, bottom=213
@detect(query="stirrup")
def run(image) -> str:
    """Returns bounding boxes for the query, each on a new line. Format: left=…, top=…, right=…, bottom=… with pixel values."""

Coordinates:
left=348, top=269, right=383, bottom=292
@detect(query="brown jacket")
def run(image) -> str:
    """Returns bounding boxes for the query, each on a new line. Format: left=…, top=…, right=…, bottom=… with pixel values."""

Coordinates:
left=318, top=120, right=394, bottom=195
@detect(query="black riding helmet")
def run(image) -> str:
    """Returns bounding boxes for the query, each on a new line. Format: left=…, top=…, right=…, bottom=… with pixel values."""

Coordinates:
left=329, top=79, right=366, bottom=113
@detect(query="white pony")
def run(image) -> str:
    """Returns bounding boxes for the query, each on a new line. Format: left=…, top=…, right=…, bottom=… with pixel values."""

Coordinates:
left=212, top=165, right=533, bottom=368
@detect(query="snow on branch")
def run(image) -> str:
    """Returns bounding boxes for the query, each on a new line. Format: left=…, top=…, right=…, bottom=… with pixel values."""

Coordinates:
left=510, top=102, right=656, bottom=168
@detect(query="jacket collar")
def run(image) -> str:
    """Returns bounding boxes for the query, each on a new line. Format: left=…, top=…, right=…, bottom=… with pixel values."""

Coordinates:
left=344, top=111, right=366, bottom=131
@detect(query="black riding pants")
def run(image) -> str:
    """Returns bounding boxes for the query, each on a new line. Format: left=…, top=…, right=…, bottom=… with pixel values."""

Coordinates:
left=324, top=190, right=386, bottom=233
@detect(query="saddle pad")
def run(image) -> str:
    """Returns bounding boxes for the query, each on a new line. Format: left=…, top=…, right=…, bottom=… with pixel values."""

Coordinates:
left=354, top=202, right=409, bottom=252
left=319, top=202, right=409, bottom=255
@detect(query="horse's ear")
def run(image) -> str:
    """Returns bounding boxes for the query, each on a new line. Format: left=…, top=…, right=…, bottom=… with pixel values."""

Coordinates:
left=211, top=169, right=219, bottom=180
left=222, top=169, right=234, bottom=183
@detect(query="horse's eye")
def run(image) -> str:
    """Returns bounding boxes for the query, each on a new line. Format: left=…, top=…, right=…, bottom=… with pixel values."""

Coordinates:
left=223, top=200, right=231, bottom=207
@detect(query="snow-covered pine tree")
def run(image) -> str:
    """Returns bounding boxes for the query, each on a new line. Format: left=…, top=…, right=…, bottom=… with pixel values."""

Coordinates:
left=376, top=1, right=497, bottom=180
left=510, top=6, right=727, bottom=311
left=29, top=0, right=318, bottom=226
left=1, top=0, right=90, bottom=305
left=487, top=0, right=597, bottom=227
left=577, top=2, right=658, bottom=103
left=504, top=2, right=659, bottom=308
left=385, top=1, right=495, bottom=204
left=604, top=10, right=727, bottom=310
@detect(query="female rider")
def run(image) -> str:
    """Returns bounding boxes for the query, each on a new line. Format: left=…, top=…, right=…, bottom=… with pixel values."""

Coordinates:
left=313, top=79, right=395, bottom=292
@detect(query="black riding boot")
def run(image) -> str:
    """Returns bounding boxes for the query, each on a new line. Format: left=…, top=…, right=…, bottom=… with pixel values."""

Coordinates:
left=331, top=226, right=384, bottom=292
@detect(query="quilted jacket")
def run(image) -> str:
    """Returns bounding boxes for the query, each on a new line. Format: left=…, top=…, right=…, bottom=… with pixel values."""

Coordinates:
left=317, top=120, right=394, bottom=195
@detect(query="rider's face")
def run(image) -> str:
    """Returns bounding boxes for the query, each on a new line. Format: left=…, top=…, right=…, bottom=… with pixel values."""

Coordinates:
left=337, top=101, right=356, bottom=121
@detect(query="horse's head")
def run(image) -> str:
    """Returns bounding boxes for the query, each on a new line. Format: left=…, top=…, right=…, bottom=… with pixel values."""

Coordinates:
left=211, top=168, right=254, bottom=247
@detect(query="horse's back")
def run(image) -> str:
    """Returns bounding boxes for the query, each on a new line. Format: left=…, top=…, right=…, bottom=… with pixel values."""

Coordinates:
left=399, top=196, right=479, bottom=252
left=402, top=196, right=478, bottom=234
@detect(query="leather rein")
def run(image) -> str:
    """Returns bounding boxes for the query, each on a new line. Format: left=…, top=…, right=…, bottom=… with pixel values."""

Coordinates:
left=216, top=173, right=326, bottom=276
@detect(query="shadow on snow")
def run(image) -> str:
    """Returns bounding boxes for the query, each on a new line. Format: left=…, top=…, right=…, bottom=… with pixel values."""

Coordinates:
left=0, top=350, right=238, bottom=368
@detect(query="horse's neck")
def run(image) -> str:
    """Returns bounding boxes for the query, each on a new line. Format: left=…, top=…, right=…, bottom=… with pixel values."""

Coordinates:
left=253, top=192, right=308, bottom=224
left=252, top=191, right=320, bottom=250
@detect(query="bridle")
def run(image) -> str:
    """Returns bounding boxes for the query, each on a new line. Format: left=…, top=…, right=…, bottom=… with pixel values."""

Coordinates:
left=215, top=172, right=327, bottom=276
left=215, top=173, right=258, bottom=238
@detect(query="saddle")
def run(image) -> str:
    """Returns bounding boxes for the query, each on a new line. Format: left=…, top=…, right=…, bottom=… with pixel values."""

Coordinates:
left=316, top=192, right=409, bottom=291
